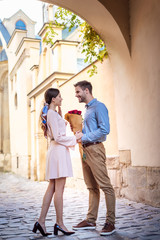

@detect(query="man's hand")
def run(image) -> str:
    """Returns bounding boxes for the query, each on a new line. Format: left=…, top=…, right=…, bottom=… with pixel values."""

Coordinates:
left=75, top=131, right=83, bottom=142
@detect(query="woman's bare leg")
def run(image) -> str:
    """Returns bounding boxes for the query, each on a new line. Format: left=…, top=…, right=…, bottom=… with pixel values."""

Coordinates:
left=38, top=179, right=55, bottom=232
left=54, top=177, right=69, bottom=231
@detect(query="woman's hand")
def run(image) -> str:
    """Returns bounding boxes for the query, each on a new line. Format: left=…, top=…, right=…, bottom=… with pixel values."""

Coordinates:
left=58, top=106, right=62, bottom=117
left=75, top=131, right=83, bottom=142
left=65, top=120, right=68, bottom=126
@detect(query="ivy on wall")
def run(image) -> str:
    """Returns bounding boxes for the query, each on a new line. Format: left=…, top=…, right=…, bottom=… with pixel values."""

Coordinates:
left=44, top=7, right=108, bottom=77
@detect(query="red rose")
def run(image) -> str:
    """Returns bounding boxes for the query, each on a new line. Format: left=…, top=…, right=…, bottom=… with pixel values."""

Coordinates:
left=68, top=110, right=82, bottom=115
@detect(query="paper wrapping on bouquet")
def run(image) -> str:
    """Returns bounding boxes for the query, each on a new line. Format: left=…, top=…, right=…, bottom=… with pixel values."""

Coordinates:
left=64, top=111, right=82, bottom=133
left=64, top=110, right=83, bottom=158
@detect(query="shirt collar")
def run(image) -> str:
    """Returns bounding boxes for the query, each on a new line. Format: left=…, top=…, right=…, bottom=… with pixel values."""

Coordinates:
left=85, top=98, right=97, bottom=108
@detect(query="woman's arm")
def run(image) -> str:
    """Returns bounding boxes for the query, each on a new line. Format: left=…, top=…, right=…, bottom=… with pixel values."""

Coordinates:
left=48, top=111, right=77, bottom=147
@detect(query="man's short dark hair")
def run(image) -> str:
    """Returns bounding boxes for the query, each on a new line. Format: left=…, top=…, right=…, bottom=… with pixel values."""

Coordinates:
left=74, top=80, right=92, bottom=94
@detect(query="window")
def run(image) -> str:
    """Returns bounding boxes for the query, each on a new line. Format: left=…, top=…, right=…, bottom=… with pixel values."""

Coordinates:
left=15, top=20, right=26, bottom=30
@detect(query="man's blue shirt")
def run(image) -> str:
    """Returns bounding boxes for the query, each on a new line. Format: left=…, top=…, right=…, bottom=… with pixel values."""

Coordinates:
left=81, top=98, right=110, bottom=143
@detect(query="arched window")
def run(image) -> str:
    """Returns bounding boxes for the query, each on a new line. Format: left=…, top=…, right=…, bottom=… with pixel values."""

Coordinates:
left=15, top=20, right=26, bottom=30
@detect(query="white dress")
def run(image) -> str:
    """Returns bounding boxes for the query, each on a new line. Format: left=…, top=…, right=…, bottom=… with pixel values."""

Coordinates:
left=45, top=109, right=77, bottom=180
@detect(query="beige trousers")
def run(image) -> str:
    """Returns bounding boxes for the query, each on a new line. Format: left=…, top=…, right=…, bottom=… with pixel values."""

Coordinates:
left=82, top=143, right=115, bottom=224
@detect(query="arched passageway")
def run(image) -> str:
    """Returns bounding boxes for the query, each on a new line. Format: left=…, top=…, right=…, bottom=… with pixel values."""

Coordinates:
left=42, top=0, right=134, bottom=156
left=41, top=0, right=133, bottom=154
left=40, top=0, right=160, bottom=206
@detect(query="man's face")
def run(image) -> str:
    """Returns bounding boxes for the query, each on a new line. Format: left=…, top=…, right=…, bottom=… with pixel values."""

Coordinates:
left=75, top=86, right=87, bottom=103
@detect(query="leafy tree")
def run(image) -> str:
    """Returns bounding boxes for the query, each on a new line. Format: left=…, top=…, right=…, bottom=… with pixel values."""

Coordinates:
left=44, top=7, right=108, bottom=77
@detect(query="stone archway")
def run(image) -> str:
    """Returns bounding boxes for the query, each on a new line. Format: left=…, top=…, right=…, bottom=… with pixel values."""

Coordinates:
left=41, top=0, right=133, bottom=152
left=41, top=0, right=131, bottom=57
left=38, top=0, right=160, bottom=206
left=39, top=0, right=133, bottom=163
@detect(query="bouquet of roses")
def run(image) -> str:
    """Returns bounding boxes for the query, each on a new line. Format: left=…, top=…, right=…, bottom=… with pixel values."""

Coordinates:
left=64, top=110, right=82, bottom=134
left=64, top=110, right=83, bottom=158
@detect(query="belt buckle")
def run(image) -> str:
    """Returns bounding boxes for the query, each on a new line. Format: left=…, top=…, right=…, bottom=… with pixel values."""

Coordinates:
left=83, top=142, right=97, bottom=148
left=83, top=143, right=88, bottom=148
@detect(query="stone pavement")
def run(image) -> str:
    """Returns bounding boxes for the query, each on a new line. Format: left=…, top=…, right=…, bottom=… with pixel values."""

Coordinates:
left=0, top=172, right=160, bottom=240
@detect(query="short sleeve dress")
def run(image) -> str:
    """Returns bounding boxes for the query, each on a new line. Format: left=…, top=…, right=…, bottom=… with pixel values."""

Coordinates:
left=45, top=109, right=77, bottom=180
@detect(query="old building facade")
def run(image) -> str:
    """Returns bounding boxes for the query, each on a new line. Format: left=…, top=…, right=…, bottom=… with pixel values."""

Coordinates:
left=0, top=1, right=160, bottom=207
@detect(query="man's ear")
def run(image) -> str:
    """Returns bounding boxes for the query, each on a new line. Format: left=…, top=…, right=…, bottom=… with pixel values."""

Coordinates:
left=85, top=88, right=89, bottom=94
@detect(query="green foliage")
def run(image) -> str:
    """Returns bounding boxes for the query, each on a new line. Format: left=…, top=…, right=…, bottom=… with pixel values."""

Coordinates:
left=43, top=21, right=58, bottom=45
left=43, top=7, right=108, bottom=77
left=54, top=8, right=81, bottom=31
left=79, top=21, right=108, bottom=77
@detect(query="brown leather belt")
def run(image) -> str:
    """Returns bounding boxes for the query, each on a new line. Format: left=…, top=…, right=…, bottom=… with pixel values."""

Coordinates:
left=82, top=142, right=100, bottom=148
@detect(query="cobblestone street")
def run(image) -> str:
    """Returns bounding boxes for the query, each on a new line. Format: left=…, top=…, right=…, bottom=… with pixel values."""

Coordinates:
left=0, top=172, right=160, bottom=240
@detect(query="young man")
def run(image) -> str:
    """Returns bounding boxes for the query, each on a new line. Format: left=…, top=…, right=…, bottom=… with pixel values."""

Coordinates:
left=73, top=80, right=116, bottom=236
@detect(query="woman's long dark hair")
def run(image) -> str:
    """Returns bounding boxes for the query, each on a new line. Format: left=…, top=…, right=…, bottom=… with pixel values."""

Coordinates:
left=41, top=88, right=60, bottom=138
left=44, top=88, right=60, bottom=104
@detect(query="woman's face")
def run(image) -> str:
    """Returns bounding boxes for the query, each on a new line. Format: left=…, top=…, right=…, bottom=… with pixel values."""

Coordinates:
left=53, top=93, right=63, bottom=106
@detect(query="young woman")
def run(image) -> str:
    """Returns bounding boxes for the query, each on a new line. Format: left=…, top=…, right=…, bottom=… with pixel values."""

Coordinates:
left=32, top=88, right=82, bottom=236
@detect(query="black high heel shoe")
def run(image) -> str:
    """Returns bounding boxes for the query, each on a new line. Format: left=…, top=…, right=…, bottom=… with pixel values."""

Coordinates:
left=32, top=222, right=52, bottom=236
left=54, top=223, right=75, bottom=236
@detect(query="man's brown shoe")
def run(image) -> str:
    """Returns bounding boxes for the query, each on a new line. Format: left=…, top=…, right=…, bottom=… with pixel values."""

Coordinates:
left=72, top=220, right=96, bottom=230
left=100, top=222, right=115, bottom=235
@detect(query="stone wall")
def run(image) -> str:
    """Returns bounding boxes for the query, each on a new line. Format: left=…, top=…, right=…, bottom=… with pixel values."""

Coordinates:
left=120, top=166, right=160, bottom=207
left=107, top=150, right=160, bottom=207
left=67, top=150, right=160, bottom=208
